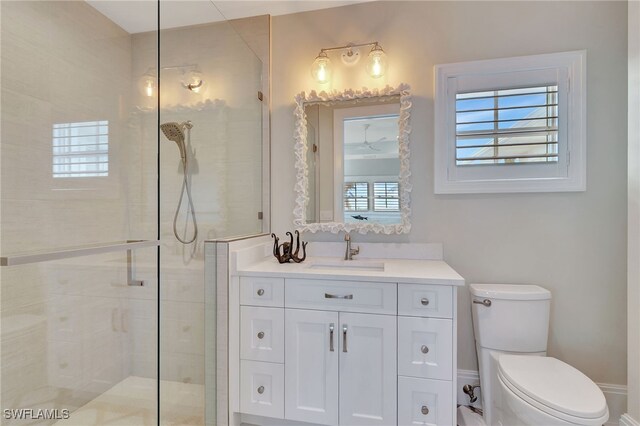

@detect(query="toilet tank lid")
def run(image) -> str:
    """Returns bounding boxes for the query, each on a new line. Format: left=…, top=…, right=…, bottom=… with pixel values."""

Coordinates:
left=469, top=284, right=551, bottom=300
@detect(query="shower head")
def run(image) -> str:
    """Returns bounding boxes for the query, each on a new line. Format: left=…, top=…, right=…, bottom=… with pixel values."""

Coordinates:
left=160, top=122, right=184, bottom=142
left=160, top=121, right=191, bottom=161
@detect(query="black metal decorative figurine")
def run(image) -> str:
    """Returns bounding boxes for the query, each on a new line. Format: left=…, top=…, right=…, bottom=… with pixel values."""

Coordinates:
left=271, top=230, right=308, bottom=263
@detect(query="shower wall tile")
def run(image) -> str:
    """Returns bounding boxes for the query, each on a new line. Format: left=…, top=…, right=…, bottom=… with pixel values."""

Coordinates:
left=1, top=0, right=135, bottom=254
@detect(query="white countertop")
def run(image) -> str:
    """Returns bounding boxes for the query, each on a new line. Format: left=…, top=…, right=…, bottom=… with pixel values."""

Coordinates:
left=237, top=256, right=465, bottom=286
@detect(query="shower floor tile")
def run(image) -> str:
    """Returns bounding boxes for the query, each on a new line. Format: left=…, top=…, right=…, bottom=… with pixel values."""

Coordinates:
left=54, top=376, right=204, bottom=426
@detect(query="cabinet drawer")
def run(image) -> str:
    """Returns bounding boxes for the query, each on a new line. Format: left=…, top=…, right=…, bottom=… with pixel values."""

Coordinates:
left=398, top=376, right=453, bottom=426
left=398, top=284, right=453, bottom=318
left=241, top=306, right=284, bottom=363
left=240, top=360, right=284, bottom=419
left=240, top=277, right=284, bottom=307
left=285, top=279, right=396, bottom=315
left=398, top=317, right=453, bottom=380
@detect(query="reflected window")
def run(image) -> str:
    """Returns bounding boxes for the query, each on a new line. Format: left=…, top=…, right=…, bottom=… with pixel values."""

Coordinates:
left=344, top=182, right=369, bottom=212
left=52, top=121, right=109, bottom=178
left=373, top=182, right=399, bottom=212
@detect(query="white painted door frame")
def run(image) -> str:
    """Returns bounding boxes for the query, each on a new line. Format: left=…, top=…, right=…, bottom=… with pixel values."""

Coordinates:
left=627, top=2, right=640, bottom=424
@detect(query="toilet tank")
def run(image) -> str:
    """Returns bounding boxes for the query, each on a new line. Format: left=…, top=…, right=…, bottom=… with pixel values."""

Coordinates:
left=470, top=284, right=551, bottom=353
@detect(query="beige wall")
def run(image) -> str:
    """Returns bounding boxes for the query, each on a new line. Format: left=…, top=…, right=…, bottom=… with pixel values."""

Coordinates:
left=272, top=1, right=628, bottom=385
left=628, top=1, right=639, bottom=420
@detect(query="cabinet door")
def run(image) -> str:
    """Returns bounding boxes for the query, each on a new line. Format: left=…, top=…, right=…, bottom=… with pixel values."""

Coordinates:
left=339, top=313, right=397, bottom=426
left=398, top=316, right=453, bottom=380
left=240, top=360, right=285, bottom=419
left=240, top=306, right=284, bottom=363
left=398, top=376, right=453, bottom=426
left=285, top=309, right=339, bottom=425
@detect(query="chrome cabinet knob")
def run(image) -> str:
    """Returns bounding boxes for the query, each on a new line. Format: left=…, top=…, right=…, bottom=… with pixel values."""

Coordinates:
left=257, top=386, right=265, bottom=394
left=257, top=331, right=265, bottom=339
left=421, top=345, right=429, bottom=354
left=421, top=405, right=429, bottom=415
left=420, top=298, right=429, bottom=306
left=257, top=288, right=265, bottom=296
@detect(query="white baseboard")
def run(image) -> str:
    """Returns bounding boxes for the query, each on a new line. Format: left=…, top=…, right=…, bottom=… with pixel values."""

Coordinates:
left=456, top=370, right=627, bottom=425
left=621, top=413, right=640, bottom=426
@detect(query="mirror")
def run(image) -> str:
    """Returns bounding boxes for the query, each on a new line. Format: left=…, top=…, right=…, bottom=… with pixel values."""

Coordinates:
left=293, top=85, right=412, bottom=234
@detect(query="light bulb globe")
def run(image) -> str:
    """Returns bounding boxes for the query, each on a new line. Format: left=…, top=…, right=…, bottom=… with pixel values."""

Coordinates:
left=138, top=70, right=156, bottom=97
left=366, top=45, right=388, bottom=79
left=311, top=52, right=332, bottom=84
left=182, top=69, right=205, bottom=93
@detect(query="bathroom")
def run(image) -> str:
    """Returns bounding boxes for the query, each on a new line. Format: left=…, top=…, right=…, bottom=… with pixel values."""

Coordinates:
left=0, top=1, right=636, bottom=425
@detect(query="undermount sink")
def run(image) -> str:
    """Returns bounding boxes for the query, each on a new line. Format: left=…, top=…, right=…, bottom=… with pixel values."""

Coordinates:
left=307, top=259, right=385, bottom=272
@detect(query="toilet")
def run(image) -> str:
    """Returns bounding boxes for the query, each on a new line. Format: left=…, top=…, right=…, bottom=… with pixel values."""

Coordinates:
left=470, top=284, right=609, bottom=426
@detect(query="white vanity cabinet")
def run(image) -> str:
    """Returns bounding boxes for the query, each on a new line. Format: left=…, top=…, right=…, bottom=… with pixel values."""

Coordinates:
left=235, top=273, right=459, bottom=426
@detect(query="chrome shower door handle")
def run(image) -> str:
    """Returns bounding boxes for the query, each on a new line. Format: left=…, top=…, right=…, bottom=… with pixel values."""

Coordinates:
left=473, top=299, right=492, bottom=307
left=329, top=323, right=335, bottom=352
left=342, top=325, right=348, bottom=352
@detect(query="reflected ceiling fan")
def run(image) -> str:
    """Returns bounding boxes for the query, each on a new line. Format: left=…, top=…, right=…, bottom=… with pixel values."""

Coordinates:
left=356, top=124, right=386, bottom=151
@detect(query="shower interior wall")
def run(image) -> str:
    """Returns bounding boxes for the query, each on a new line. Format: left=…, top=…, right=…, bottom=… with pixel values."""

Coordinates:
left=0, top=1, right=268, bottom=423
left=132, top=14, right=268, bottom=386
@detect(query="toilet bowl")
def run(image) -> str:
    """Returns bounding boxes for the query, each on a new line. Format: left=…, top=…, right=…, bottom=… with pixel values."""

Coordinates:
left=470, top=284, right=609, bottom=426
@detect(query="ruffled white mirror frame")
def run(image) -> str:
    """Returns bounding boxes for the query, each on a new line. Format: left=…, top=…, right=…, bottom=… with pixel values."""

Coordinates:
left=293, top=84, right=412, bottom=234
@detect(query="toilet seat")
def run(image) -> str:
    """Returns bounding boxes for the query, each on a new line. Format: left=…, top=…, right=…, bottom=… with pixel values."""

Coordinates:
left=498, top=355, right=608, bottom=425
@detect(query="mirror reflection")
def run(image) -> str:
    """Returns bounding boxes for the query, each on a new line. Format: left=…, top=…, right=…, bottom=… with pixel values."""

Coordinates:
left=305, top=100, right=401, bottom=225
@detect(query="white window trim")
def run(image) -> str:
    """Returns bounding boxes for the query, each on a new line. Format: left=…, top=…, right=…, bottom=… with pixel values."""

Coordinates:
left=434, top=50, right=587, bottom=194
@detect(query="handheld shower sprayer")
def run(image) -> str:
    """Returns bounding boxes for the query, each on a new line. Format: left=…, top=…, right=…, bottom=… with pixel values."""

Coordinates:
left=160, top=120, right=198, bottom=245
left=160, top=121, right=192, bottom=164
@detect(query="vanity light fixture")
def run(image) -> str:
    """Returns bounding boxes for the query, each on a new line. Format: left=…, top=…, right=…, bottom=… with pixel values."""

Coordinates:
left=181, top=67, right=205, bottom=93
left=137, top=64, right=205, bottom=97
left=366, top=44, right=388, bottom=79
left=311, top=51, right=332, bottom=84
left=138, top=68, right=157, bottom=97
left=311, top=42, right=388, bottom=84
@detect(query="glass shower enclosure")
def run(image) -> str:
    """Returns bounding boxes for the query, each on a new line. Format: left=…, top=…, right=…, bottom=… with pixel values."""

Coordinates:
left=0, top=1, right=266, bottom=424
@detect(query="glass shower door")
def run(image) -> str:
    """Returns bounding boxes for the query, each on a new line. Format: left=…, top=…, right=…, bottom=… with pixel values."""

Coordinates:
left=1, top=1, right=160, bottom=424
left=157, top=2, right=265, bottom=424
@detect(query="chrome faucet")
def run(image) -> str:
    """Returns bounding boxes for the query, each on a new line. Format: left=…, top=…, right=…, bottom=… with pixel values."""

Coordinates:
left=344, top=233, right=360, bottom=260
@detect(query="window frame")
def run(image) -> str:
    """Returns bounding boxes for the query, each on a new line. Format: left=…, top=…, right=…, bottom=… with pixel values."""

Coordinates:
left=435, top=50, right=586, bottom=194
left=343, top=181, right=370, bottom=212
left=52, top=120, right=109, bottom=179
left=373, top=181, right=400, bottom=212
left=48, top=119, right=119, bottom=198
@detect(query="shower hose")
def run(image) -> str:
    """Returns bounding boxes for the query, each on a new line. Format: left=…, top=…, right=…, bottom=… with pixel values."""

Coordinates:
left=173, top=158, right=198, bottom=244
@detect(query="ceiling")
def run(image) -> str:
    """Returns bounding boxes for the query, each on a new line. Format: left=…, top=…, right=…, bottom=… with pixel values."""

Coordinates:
left=344, top=115, right=399, bottom=159
left=87, top=1, right=373, bottom=34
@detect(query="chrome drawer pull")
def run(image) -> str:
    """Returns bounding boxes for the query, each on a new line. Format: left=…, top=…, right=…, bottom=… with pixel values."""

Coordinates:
left=329, top=323, right=335, bottom=352
left=421, top=345, right=429, bottom=354
left=325, top=293, right=353, bottom=300
left=257, top=331, right=265, bottom=339
left=421, top=298, right=429, bottom=306
left=257, top=288, right=265, bottom=296
left=473, top=298, right=492, bottom=307
left=421, top=405, right=429, bottom=415
left=257, top=386, right=264, bottom=394
left=342, top=325, right=348, bottom=352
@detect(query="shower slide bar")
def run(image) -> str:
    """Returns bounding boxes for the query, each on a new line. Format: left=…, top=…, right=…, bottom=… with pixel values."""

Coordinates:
left=0, top=239, right=159, bottom=267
